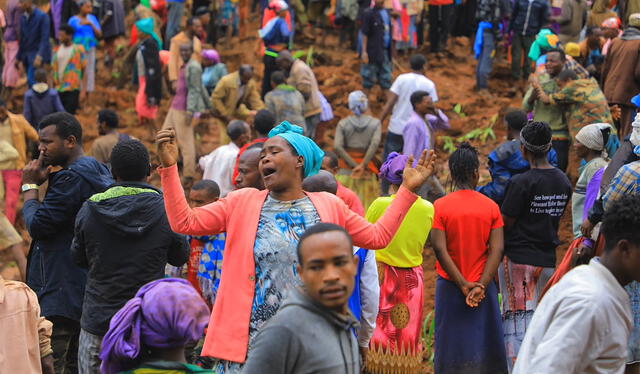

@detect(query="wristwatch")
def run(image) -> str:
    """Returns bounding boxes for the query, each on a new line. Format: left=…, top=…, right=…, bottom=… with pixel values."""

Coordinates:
left=21, top=183, right=39, bottom=192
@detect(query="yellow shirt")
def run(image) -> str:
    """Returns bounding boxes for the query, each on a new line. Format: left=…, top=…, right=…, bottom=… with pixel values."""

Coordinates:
left=365, top=195, right=434, bottom=268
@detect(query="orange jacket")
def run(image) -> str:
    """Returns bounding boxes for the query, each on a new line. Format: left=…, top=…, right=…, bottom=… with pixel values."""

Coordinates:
left=159, top=164, right=418, bottom=362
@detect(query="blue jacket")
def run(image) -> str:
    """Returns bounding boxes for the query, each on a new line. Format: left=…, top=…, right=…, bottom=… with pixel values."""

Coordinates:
left=23, top=88, right=66, bottom=128
left=478, top=139, right=558, bottom=205
left=17, top=8, right=51, bottom=64
left=509, top=0, right=549, bottom=36
left=25, top=156, right=114, bottom=320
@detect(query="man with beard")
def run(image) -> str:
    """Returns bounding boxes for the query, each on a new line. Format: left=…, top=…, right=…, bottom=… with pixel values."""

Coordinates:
left=22, top=112, right=113, bottom=373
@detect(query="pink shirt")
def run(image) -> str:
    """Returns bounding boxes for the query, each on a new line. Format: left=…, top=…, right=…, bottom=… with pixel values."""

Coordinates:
left=159, top=164, right=418, bottom=362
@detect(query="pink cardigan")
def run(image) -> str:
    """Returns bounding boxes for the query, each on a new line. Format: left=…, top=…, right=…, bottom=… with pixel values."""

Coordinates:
left=159, top=164, right=418, bottom=362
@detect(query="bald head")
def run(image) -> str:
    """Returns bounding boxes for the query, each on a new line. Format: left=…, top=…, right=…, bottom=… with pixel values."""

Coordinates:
left=236, top=146, right=264, bottom=190
left=302, top=170, right=338, bottom=195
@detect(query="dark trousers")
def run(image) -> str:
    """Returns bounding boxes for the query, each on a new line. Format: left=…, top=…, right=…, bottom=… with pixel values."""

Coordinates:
left=50, top=316, right=80, bottom=374
left=428, top=4, right=454, bottom=53
left=511, top=34, right=535, bottom=80
left=380, top=131, right=404, bottom=195
left=451, top=0, right=477, bottom=37
left=262, top=53, right=279, bottom=98
left=59, top=90, right=80, bottom=114
left=552, top=139, right=569, bottom=172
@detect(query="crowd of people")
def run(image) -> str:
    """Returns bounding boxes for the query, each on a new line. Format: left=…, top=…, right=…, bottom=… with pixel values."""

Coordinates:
left=1, top=0, right=640, bottom=372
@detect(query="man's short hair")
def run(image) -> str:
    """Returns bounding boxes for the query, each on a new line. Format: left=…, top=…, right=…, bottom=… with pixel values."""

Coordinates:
left=39, top=112, right=83, bottom=144
left=271, top=70, right=286, bottom=85
left=302, top=170, right=338, bottom=194
left=254, top=109, right=275, bottom=136
left=194, top=6, right=209, bottom=16
left=35, top=68, right=48, bottom=83
left=227, top=120, right=248, bottom=141
left=59, top=24, right=75, bottom=36
left=296, top=223, right=353, bottom=264
left=557, top=69, right=578, bottom=81
left=98, top=109, right=119, bottom=128
left=505, top=109, right=528, bottom=131
left=409, top=54, right=427, bottom=71
left=186, top=16, right=198, bottom=27
left=192, top=179, right=220, bottom=199
left=323, top=150, right=339, bottom=169
left=110, top=139, right=150, bottom=181
left=239, top=64, right=254, bottom=76
left=410, top=90, right=430, bottom=110
left=546, top=47, right=567, bottom=61
left=602, top=195, right=640, bottom=252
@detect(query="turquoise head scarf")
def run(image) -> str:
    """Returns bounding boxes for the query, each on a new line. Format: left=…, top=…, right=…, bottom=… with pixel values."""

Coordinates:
left=136, top=18, right=162, bottom=49
left=268, top=121, right=325, bottom=178
left=528, top=29, right=559, bottom=61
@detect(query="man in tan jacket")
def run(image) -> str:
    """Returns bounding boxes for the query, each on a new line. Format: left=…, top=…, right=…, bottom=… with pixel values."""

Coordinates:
left=211, top=65, right=265, bottom=143
left=168, top=17, right=203, bottom=90
left=0, top=100, right=38, bottom=224
left=276, top=51, right=322, bottom=139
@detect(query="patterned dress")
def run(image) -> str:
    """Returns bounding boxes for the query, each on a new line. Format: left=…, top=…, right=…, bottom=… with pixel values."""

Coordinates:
left=213, top=196, right=320, bottom=373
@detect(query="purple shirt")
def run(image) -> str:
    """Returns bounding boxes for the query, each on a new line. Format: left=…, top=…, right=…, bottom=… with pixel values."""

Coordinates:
left=402, top=110, right=450, bottom=164
left=172, top=65, right=188, bottom=111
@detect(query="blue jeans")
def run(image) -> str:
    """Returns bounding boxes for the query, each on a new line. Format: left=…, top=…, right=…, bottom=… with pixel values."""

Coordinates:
left=380, top=131, right=404, bottom=195
left=164, top=1, right=185, bottom=49
left=476, top=30, right=495, bottom=90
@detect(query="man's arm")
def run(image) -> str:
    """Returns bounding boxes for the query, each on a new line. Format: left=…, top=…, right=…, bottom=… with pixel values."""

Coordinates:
left=23, top=95, right=33, bottom=126
left=362, top=120, right=382, bottom=167
left=168, top=38, right=178, bottom=82
left=37, top=14, right=50, bottom=63
left=23, top=174, right=87, bottom=240
left=379, top=91, right=399, bottom=123
left=211, top=81, right=230, bottom=120
left=70, top=203, right=89, bottom=268
left=245, top=82, right=265, bottom=111
left=334, top=120, right=359, bottom=168
left=18, top=115, right=39, bottom=142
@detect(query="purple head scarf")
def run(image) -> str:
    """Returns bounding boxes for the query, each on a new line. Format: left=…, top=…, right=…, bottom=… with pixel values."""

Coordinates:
left=99, top=278, right=210, bottom=374
left=379, top=152, right=408, bottom=185
left=202, top=49, right=220, bottom=64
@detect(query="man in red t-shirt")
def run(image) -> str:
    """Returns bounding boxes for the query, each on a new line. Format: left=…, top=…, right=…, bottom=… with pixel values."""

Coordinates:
left=321, top=151, right=365, bottom=216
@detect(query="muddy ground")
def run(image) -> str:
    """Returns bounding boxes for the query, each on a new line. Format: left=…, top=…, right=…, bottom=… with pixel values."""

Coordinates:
left=0, top=16, right=574, bottom=372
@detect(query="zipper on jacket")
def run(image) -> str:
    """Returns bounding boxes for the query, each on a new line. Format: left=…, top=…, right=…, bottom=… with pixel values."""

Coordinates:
left=522, top=0, right=533, bottom=36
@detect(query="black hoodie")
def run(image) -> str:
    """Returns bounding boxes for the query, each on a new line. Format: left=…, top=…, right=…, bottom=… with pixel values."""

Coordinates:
left=243, top=288, right=361, bottom=374
left=71, top=182, right=189, bottom=335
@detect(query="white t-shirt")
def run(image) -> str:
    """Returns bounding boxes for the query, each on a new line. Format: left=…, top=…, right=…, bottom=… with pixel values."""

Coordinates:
left=388, top=72, right=438, bottom=135
left=56, top=44, right=75, bottom=78
left=198, top=142, right=240, bottom=197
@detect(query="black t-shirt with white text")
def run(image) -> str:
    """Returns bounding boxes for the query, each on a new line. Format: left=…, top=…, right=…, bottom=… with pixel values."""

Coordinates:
left=501, top=168, right=572, bottom=267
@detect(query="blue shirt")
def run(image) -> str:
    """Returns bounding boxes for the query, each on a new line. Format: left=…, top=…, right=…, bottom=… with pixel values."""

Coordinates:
left=18, top=8, right=51, bottom=63
left=69, top=14, right=101, bottom=49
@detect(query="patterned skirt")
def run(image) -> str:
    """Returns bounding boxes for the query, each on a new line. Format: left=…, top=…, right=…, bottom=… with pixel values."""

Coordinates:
left=434, top=277, right=508, bottom=374
left=498, top=257, right=554, bottom=372
left=368, top=263, right=424, bottom=374
left=336, top=172, right=379, bottom=212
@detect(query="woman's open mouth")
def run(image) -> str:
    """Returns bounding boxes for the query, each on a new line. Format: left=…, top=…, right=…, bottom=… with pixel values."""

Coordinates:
left=262, top=167, right=277, bottom=180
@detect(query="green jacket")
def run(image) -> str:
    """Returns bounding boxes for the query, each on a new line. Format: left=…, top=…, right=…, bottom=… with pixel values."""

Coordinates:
left=523, top=73, right=569, bottom=140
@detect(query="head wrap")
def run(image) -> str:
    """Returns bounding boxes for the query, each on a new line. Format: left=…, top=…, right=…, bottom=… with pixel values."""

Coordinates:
left=520, top=128, right=552, bottom=154
left=576, top=123, right=612, bottom=151
left=99, top=278, right=209, bottom=374
left=564, top=42, right=581, bottom=57
left=629, top=13, right=640, bottom=27
left=379, top=152, right=408, bottom=185
left=140, top=0, right=151, bottom=8
left=528, top=29, right=559, bottom=61
left=159, top=50, right=170, bottom=66
left=348, top=91, right=368, bottom=116
left=136, top=18, right=162, bottom=49
left=269, top=0, right=289, bottom=12
left=601, top=16, right=621, bottom=29
left=268, top=121, right=325, bottom=178
left=202, top=49, right=220, bottom=64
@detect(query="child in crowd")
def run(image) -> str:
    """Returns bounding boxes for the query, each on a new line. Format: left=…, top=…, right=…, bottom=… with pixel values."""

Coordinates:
left=23, top=68, right=66, bottom=128
left=432, top=142, right=508, bottom=374
left=499, top=121, right=572, bottom=370
left=53, top=24, right=87, bottom=114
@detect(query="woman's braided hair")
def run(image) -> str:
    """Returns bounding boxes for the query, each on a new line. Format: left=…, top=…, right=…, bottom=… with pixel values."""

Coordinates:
left=449, top=142, right=479, bottom=189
